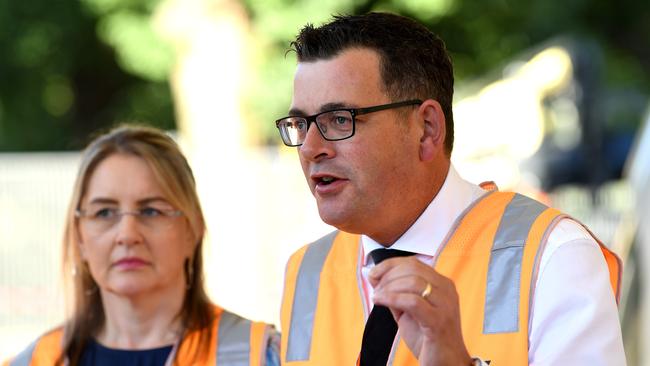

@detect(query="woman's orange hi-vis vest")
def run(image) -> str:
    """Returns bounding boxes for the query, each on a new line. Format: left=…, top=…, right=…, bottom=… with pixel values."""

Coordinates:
left=4, top=306, right=271, bottom=366
left=280, top=191, right=621, bottom=365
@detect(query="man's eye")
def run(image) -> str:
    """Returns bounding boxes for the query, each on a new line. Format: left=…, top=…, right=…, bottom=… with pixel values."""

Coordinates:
left=93, top=208, right=117, bottom=219
left=296, top=121, right=307, bottom=130
left=140, top=207, right=163, bottom=217
left=334, top=116, right=351, bottom=125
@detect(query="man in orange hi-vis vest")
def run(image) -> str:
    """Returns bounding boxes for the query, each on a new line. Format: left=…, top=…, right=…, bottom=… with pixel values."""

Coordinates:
left=273, top=12, right=625, bottom=366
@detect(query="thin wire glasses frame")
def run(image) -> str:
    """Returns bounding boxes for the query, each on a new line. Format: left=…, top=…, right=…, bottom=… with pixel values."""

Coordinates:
left=75, top=207, right=183, bottom=232
left=275, top=99, right=423, bottom=147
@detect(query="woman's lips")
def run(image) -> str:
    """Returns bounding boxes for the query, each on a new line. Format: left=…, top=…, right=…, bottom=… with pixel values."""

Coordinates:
left=113, top=257, right=150, bottom=270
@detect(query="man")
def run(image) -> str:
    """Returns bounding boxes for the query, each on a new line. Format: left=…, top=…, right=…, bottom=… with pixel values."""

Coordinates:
left=275, top=12, right=624, bottom=365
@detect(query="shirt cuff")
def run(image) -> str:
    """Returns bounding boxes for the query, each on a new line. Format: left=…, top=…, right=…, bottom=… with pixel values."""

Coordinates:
left=471, top=357, right=490, bottom=365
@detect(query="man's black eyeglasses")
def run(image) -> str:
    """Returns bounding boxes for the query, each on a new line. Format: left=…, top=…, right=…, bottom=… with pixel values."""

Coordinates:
left=275, top=99, right=422, bottom=147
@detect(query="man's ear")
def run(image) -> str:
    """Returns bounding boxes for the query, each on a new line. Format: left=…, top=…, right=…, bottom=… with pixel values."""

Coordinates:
left=418, top=99, right=446, bottom=162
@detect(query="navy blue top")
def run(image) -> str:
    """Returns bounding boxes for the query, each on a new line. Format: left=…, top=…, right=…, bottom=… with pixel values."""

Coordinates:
left=76, top=337, right=281, bottom=366
left=79, top=339, right=173, bottom=366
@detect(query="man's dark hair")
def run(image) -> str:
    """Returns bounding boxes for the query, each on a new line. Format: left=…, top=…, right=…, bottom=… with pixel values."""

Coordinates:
left=291, top=12, right=455, bottom=155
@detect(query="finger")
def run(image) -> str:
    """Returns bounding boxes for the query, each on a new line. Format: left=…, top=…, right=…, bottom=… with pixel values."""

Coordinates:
left=374, top=282, right=442, bottom=311
left=369, top=256, right=424, bottom=284
left=387, top=306, right=404, bottom=325
left=370, top=257, right=444, bottom=288
left=368, top=257, right=411, bottom=286
left=375, top=274, right=458, bottom=312
left=373, top=273, right=434, bottom=299
left=374, top=288, right=461, bottom=333
left=373, top=291, right=439, bottom=327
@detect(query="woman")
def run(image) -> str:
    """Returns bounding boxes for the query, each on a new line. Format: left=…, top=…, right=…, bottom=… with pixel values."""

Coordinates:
left=4, top=125, right=279, bottom=365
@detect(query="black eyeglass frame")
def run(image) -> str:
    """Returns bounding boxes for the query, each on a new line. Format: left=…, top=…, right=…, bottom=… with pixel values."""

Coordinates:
left=275, top=99, right=423, bottom=147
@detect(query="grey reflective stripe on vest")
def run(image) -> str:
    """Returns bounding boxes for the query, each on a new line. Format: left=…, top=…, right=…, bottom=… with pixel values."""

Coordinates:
left=483, top=193, right=547, bottom=334
left=217, top=311, right=252, bottom=366
left=9, top=339, right=38, bottom=366
left=286, top=230, right=338, bottom=361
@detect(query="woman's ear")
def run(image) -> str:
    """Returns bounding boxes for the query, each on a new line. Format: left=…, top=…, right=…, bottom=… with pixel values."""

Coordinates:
left=186, top=222, right=201, bottom=257
left=418, top=99, right=446, bottom=162
left=185, top=220, right=199, bottom=258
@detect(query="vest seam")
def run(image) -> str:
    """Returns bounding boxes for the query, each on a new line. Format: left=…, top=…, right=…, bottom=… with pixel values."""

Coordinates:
left=432, top=189, right=498, bottom=267
left=527, top=213, right=565, bottom=351
left=356, top=240, right=369, bottom=321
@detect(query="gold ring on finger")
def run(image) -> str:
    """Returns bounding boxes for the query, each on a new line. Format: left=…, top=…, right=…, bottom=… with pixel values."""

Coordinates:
left=421, top=282, right=432, bottom=298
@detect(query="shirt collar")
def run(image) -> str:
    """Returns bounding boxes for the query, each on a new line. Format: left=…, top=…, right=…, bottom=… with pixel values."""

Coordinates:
left=361, top=165, right=486, bottom=265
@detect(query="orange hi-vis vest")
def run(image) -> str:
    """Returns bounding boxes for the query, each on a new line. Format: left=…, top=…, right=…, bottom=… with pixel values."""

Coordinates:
left=4, top=306, right=271, bottom=366
left=280, top=191, right=622, bottom=365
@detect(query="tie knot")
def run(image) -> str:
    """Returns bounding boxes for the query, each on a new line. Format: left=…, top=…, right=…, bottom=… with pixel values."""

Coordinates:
left=370, top=248, right=416, bottom=265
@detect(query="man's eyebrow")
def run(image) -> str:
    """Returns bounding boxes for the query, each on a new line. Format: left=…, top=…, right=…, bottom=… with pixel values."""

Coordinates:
left=287, top=102, right=358, bottom=117
left=320, top=102, right=353, bottom=112
left=287, top=107, right=306, bottom=117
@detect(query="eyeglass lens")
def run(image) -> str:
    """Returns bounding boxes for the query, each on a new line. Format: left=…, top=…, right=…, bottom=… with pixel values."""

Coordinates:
left=279, top=110, right=354, bottom=146
left=78, top=208, right=181, bottom=233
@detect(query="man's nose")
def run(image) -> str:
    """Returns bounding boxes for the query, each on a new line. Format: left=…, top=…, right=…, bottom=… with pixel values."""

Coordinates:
left=299, top=121, right=334, bottom=162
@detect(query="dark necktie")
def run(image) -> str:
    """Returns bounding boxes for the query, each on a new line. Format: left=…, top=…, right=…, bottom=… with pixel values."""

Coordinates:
left=359, top=248, right=416, bottom=366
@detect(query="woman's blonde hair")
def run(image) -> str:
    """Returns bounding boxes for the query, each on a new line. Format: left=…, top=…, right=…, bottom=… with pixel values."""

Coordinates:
left=60, top=124, right=213, bottom=365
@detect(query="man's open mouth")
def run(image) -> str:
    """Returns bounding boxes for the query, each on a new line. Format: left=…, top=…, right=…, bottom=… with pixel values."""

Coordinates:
left=317, top=176, right=338, bottom=185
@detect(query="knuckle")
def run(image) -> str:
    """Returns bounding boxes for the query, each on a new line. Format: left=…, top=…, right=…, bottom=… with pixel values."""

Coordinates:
left=403, top=295, right=420, bottom=309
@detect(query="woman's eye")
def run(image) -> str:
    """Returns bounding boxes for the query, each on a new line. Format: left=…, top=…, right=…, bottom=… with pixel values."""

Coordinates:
left=140, top=207, right=163, bottom=217
left=94, top=208, right=117, bottom=219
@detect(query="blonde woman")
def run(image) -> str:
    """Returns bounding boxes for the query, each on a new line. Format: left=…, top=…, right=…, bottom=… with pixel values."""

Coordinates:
left=4, top=125, right=279, bottom=365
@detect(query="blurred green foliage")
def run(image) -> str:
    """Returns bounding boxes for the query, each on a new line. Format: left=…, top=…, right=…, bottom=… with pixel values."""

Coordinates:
left=244, top=0, right=650, bottom=143
left=0, top=0, right=174, bottom=150
left=0, top=0, right=648, bottom=150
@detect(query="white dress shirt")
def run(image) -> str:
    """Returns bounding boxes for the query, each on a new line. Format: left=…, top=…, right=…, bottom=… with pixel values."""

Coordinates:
left=360, top=165, right=626, bottom=365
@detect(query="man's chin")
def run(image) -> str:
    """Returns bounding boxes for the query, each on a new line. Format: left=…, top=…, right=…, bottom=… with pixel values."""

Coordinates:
left=318, top=208, right=348, bottom=227
left=318, top=207, right=362, bottom=233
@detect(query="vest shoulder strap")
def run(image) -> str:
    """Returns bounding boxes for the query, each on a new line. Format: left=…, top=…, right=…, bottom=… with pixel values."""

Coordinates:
left=178, top=305, right=270, bottom=366
left=282, top=230, right=365, bottom=365
left=284, top=230, right=339, bottom=362
left=216, top=309, right=268, bottom=366
left=434, top=191, right=556, bottom=364
left=8, top=327, right=63, bottom=366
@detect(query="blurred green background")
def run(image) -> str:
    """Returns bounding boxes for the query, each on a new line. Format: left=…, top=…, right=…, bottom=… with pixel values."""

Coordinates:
left=1, top=0, right=648, bottom=150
